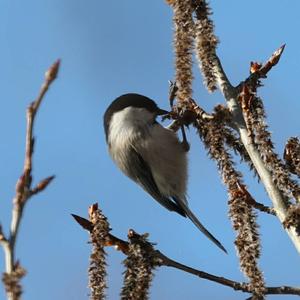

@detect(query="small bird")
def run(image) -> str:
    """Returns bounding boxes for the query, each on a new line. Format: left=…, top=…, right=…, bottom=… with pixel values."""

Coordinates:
left=104, top=93, right=226, bottom=253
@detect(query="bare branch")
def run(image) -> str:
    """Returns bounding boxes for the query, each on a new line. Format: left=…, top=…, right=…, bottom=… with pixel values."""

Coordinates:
left=157, top=252, right=300, bottom=296
left=1, top=60, right=59, bottom=300
left=30, top=175, right=55, bottom=196
left=10, top=60, right=60, bottom=265
left=243, top=45, right=286, bottom=89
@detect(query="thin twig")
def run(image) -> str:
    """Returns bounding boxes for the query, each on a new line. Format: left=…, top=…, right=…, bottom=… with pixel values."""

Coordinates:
left=1, top=60, right=59, bottom=300
left=241, top=45, right=286, bottom=90
left=157, top=252, right=300, bottom=296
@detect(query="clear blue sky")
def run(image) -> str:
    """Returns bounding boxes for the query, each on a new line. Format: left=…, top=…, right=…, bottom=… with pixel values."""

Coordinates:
left=0, top=1, right=299, bottom=299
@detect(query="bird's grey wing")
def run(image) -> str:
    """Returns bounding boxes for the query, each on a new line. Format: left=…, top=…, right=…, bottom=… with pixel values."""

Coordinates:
left=127, top=146, right=186, bottom=217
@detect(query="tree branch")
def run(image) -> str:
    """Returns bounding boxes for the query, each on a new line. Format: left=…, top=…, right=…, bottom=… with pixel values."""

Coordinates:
left=158, top=251, right=300, bottom=296
left=242, top=44, right=286, bottom=90
left=212, top=45, right=300, bottom=254
left=73, top=212, right=300, bottom=296
left=1, top=60, right=59, bottom=300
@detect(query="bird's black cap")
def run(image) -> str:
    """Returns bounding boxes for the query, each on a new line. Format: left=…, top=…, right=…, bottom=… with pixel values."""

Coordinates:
left=103, top=93, right=168, bottom=139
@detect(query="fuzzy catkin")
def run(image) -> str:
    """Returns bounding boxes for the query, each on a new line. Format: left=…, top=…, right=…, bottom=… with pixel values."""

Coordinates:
left=121, top=233, right=156, bottom=300
left=251, top=97, right=300, bottom=203
left=195, top=109, right=265, bottom=298
left=173, top=0, right=194, bottom=103
left=229, top=194, right=265, bottom=298
left=89, top=208, right=110, bottom=300
left=283, top=204, right=300, bottom=235
left=2, top=263, right=26, bottom=300
left=284, top=137, right=300, bottom=178
left=193, top=0, right=218, bottom=91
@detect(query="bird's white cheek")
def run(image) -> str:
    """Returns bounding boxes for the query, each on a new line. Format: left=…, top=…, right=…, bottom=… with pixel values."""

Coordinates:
left=108, top=115, right=131, bottom=146
left=108, top=107, right=153, bottom=147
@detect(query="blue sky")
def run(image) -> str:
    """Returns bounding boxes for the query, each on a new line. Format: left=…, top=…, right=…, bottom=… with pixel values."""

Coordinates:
left=0, top=1, right=299, bottom=299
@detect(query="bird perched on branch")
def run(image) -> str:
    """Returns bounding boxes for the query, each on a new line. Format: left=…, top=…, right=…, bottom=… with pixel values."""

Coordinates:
left=104, top=93, right=226, bottom=253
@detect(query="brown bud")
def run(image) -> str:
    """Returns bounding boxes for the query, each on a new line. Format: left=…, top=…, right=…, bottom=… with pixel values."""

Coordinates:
left=88, top=203, right=99, bottom=218
left=250, top=61, right=262, bottom=74
left=15, top=174, right=26, bottom=194
left=270, top=44, right=286, bottom=65
left=45, top=59, right=60, bottom=83
left=0, top=224, right=7, bottom=242
left=165, top=0, right=175, bottom=5
left=128, top=229, right=136, bottom=238
left=31, top=175, right=55, bottom=195
left=71, top=214, right=94, bottom=232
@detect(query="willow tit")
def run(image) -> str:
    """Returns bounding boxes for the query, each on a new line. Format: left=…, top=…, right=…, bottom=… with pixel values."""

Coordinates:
left=104, top=93, right=226, bottom=253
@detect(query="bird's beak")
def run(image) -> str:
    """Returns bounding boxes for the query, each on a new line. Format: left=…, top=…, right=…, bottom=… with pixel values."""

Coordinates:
left=157, top=108, right=169, bottom=116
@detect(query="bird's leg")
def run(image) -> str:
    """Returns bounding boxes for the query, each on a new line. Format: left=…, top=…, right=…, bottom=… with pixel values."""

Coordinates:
left=165, top=119, right=189, bottom=151
left=180, top=125, right=190, bottom=152
left=166, top=119, right=180, bottom=131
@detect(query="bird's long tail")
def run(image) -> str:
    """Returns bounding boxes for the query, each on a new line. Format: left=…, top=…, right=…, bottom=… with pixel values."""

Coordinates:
left=176, top=200, right=227, bottom=253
